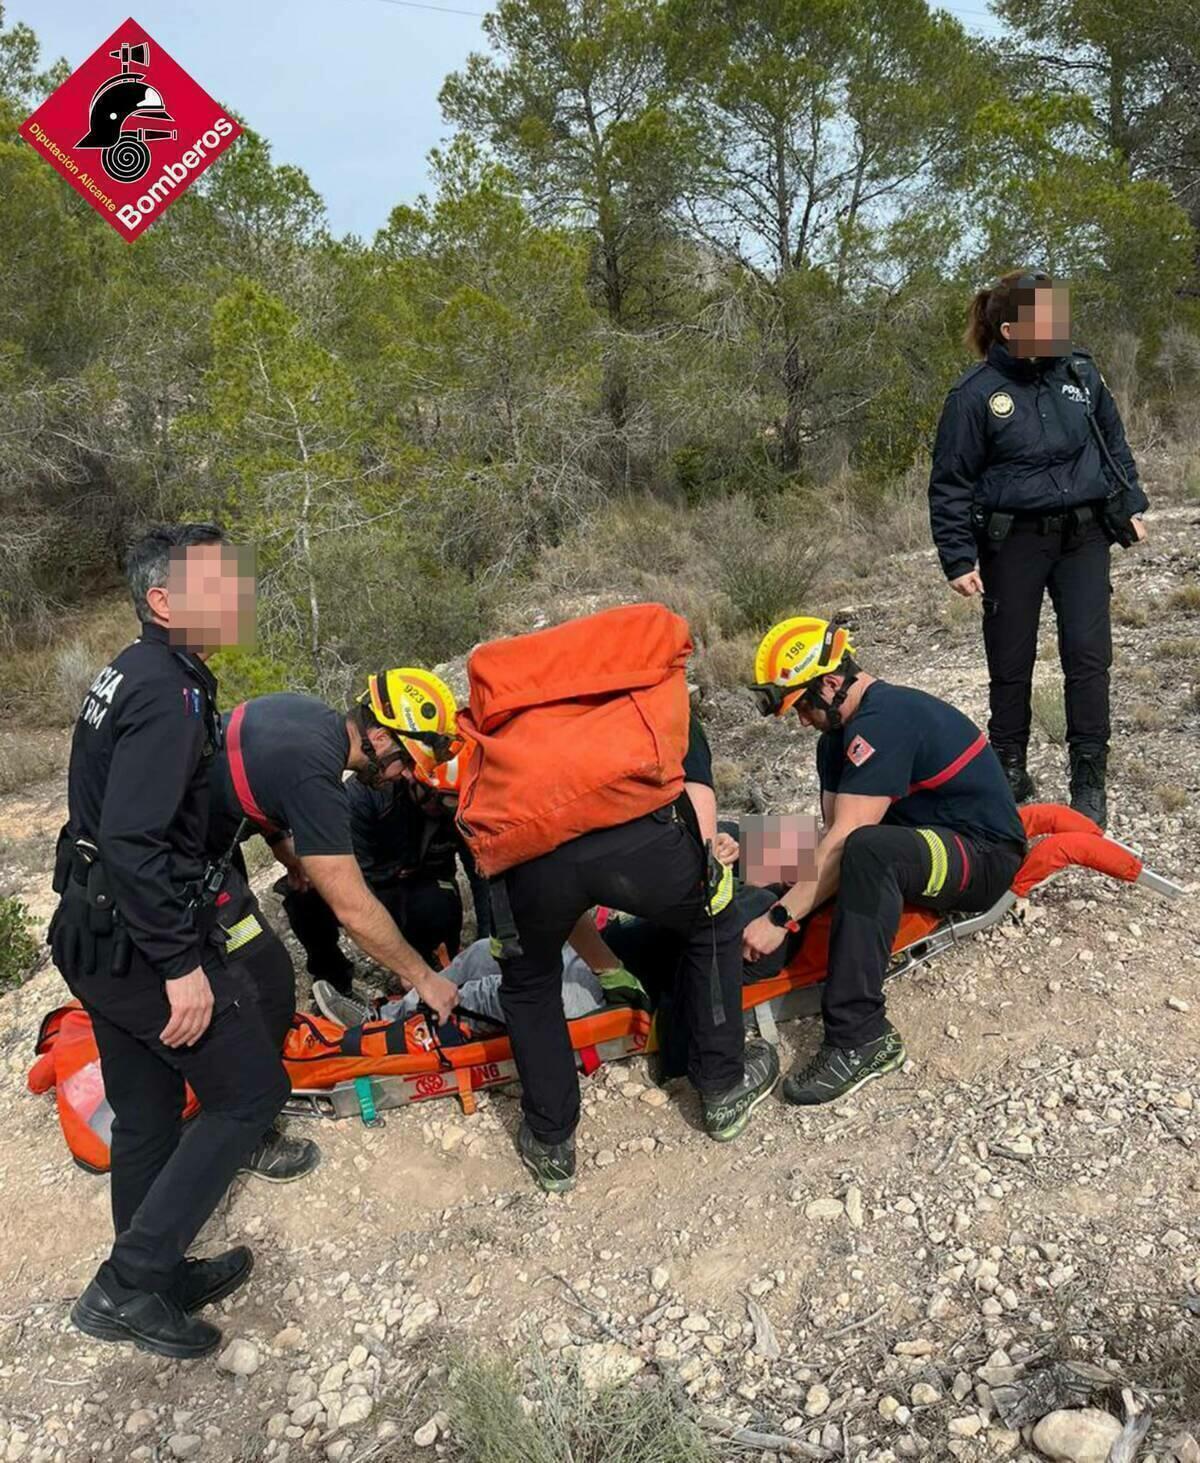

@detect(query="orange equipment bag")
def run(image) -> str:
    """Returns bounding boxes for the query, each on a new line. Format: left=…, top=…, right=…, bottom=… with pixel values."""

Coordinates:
left=28, top=1005, right=199, bottom=1173
left=455, top=603, right=694, bottom=877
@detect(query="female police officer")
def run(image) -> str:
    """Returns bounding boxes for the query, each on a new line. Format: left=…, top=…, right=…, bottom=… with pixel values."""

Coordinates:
left=928, top=269, right=1148, bottom=828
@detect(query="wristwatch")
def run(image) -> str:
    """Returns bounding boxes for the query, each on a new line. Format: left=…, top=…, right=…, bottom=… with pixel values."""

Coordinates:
left=768, top=903, right=801, bottom=933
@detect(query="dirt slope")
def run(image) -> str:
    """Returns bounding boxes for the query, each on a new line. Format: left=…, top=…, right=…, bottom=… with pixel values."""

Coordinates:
left=0, top=505, right=1197, bottom=1463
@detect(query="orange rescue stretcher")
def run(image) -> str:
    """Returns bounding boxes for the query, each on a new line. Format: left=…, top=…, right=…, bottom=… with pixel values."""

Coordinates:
left=28, top=805, right=1186, bottom=1171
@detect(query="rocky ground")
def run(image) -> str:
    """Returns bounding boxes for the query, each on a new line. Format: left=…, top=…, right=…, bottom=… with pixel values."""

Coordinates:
left=0, top=494, right=1197, bottom=1463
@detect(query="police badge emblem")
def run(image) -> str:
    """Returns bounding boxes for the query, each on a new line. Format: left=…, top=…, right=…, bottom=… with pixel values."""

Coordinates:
left=988, top=391, right=1014, bottom=418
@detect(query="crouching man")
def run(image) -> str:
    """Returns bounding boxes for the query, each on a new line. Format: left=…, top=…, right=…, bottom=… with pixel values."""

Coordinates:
left=744, top=617, right=1027, bottom=1105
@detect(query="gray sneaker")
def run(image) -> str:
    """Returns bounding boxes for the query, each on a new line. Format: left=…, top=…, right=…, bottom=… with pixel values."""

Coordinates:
left=517, top=1121, right=577, bottom=1194
left=782, top=1023, right=906, bottom=1106
left=240, top=1126, right=321, bottom=1183
left=702, top=1039, right=781, bottom=1142
left=312, top=980, right=374, bottom=1028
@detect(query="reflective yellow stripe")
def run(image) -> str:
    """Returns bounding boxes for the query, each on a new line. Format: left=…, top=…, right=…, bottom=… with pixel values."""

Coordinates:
left=223, top=913, right=263, bottom=953
left=709, top=860, right=735, bottom=914
left=916, top=829, right=948, bottom=897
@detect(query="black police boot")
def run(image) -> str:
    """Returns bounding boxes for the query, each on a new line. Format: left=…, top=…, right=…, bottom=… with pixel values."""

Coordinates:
left=72, top=1276, right=221, bottom=1359
left=239, top=1125, right=321, bottom=1183
left=517, top=1121, right=576, bottom=1194
left=174, top=1247, right=254, bottom=1313
left=702, top=1038, right=781, bottom=1142
left=1069, top=747, right=1108, bottom=830
left=994, top=746, right=1035, bottom=804
left=782, top=1022, right=906, bottom=1106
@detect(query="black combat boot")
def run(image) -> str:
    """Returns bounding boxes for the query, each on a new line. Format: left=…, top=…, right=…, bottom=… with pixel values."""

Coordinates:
left=1069, top=747, right=1108, bottom=829
left=994, top=746, right=1035, bottom=804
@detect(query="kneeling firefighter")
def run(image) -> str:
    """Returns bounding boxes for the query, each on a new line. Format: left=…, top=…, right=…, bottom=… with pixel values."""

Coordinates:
left=928, top=270, right=1148, bottom=827
left=49, top=526, right=292, bottom=1361
left=744, top=617, right=1027, bottom=1104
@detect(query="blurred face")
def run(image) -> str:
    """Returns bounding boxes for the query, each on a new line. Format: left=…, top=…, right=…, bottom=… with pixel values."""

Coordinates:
left=1003, top=283, right=1071, bottom=357
left=742, top=813, right=820, bottom=887
left=152, top=543, right=256, bottom=652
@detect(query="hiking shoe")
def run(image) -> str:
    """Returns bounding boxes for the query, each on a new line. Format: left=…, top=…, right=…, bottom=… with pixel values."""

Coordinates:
left=1069, top=747, right=1107, bottom=830
left=782, top=1024, right=906, bottom=1107
left=174, top=1247, right=254, bottom=1313
left=72, top=1277, right=221, bottom=1360
left=517, top=1121, right=576, bottom=1194
left=995, top=747, right=1035, bottom=804
left=312, top=979, right=375, bottom=1027
left=597, top=964, right=652, bottom=1012
left=240, top=1126, right=321, bottom=1184
left=702, top=1038, right=781, bottom=1143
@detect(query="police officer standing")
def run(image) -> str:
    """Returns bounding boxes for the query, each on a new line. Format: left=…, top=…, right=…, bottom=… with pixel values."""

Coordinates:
left=50, top=525, right=290, bottom=1360
left=928, top=270, right=1148, bottom=827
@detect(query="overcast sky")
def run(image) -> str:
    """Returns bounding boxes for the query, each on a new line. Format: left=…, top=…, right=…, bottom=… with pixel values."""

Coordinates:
left=10, top=0, right=1004, bottom=242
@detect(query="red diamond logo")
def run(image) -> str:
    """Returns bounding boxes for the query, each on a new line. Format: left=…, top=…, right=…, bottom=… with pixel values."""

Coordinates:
left=19, top=17, right=241, bottom=240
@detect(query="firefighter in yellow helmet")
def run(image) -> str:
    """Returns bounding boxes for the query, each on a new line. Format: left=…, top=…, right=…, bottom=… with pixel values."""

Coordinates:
left=745, top=617, right=1027, bottom=1105
left=203, top=668, right=462, bottom=1032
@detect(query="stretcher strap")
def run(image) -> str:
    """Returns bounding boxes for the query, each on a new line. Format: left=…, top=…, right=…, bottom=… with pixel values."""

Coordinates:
left=455, top=1069, right=477, bottom=1116
left=579, top=1045, right=601, bottom=1076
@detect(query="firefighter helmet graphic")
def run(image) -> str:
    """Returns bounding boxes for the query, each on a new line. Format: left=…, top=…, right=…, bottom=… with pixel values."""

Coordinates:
left=75, top=40, right=176, bottom=184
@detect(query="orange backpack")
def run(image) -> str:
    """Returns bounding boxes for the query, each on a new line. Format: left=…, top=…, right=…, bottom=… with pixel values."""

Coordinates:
left=455, top=604, right=693, bottom=877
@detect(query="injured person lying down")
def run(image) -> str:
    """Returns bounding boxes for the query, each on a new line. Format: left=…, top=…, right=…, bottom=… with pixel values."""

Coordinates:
left=310, top=878, right=791, bottom=1050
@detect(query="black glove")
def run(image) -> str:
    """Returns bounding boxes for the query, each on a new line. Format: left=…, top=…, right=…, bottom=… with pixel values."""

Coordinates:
left=48, top=900, right=100, bottom=981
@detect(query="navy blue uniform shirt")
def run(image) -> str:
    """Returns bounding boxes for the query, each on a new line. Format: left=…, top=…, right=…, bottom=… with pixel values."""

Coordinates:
left=817, top=682, right=1026, bottom=850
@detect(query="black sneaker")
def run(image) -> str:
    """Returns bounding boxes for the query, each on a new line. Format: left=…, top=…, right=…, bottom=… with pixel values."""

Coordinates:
left=702, top=1038, right=781, bottom=1142
left=517, top=1121, right=576, bottom=1194
left=174, top=1247, right=254, bottom=1313
left=783, top=1024, right=906, bottom=1106
left=240, top=1126, right=321, bottom=1183
left=1069, top=748, right=1107, bottom=830
left=995, top=748, right=1035, bottom=804
left=72, top=1277, right=221, bottom=1360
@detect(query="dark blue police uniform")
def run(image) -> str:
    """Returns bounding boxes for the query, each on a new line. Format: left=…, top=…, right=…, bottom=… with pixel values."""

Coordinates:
left=928, top=343, right=1146, bottom=800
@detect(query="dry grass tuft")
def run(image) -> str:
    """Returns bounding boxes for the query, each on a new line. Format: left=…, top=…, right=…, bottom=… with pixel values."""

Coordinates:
left=440, top=1349, right=715, bottom=1463
left=1032, top=680, right=1068, bottom=745
left=1166, top=583, right=1200, bottom=613
left=1154, top=784, right=1188, bottom=813
left=1133, top=705, right=1167, bottom=732
left=1111, top=593, right=1150, bottom=628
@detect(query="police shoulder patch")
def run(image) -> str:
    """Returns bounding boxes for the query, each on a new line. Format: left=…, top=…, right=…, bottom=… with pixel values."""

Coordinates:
left=988, top=391, right=1014, bottom=419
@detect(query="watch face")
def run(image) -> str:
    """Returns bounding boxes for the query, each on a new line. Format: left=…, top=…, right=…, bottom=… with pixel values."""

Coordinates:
left=769, top=904, right=790, bottom=928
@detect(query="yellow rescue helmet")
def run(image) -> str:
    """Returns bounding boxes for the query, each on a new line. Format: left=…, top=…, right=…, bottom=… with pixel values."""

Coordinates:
left=751, top=617, right=855, bottom=717
left=360, top=667, right=458, bottom=769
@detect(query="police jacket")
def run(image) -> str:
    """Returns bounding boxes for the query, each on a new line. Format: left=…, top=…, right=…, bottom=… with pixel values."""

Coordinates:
left=928, top=344, right=1147, bottom=580
left=64, top=621, right=219, bottom=980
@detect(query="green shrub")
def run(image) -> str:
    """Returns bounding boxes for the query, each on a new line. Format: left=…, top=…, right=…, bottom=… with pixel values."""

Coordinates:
left=207, top=645, right=297, bottom=706
left=0, top=897, right=40, bottom=991
left=696, top=496, right=817, bottom=634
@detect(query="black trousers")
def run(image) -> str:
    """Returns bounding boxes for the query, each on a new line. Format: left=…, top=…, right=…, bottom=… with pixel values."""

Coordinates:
left=282, top=877, right=463, bottom=989
left=499, top=807, right=747, bottom=1144
left=62, top=937, right=288, bottom=1295
left=825, top=825, right=1023, bottom=1049
left=978, top=516, right=1112, bottom=756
